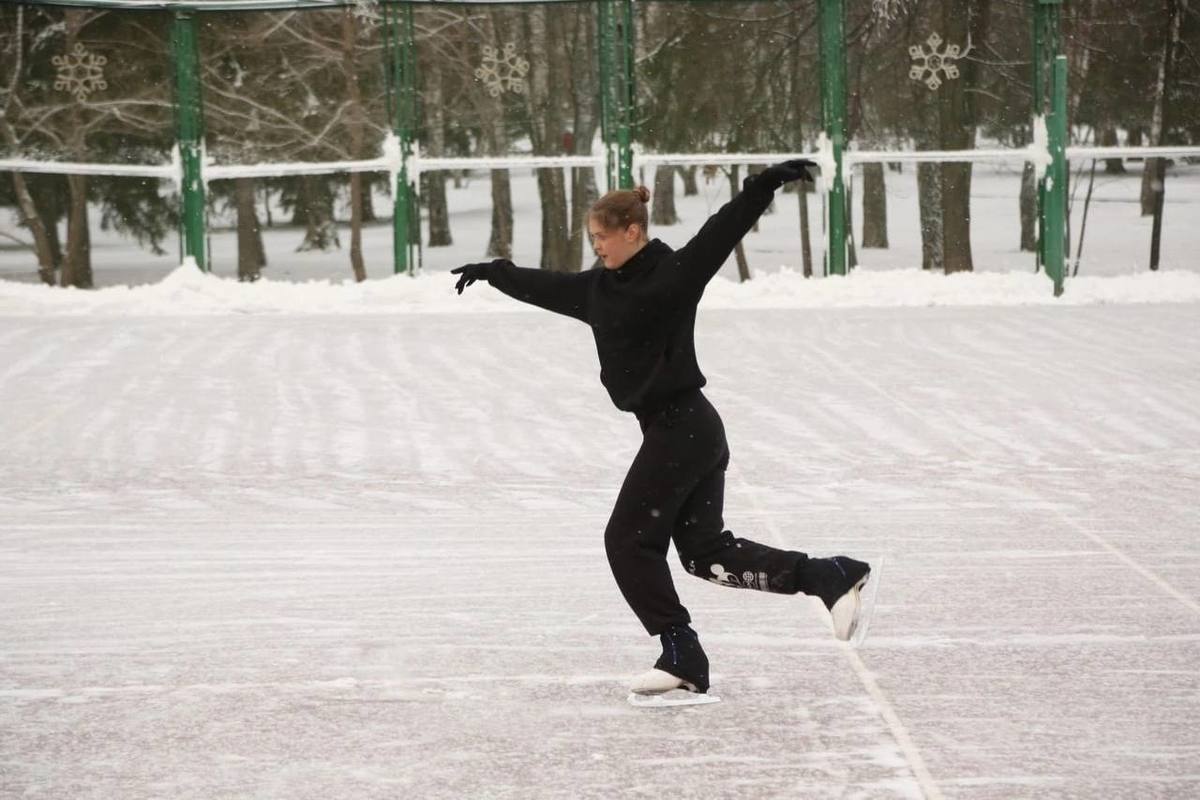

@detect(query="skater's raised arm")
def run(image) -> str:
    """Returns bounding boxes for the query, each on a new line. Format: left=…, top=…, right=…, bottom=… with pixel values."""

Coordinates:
left=451, top=258, right=592, bottom=323
left=672, top=159, right=816, bottom=295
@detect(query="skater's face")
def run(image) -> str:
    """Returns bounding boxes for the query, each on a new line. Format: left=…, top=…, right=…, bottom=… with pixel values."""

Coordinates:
left=588, top=219, right=647, bottom=270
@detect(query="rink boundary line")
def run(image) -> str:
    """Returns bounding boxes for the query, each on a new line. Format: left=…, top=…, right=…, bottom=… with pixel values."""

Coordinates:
left=728, top=462, right=942, bottom=800
left=841, top=646, right=945, bottom=800
left=1053, top=512, right=1200, bottom=618
left=806, top=345, right=1200, bottom=621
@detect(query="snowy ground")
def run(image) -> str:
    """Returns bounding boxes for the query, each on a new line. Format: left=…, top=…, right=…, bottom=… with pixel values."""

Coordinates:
left=2, top=300, right=1198, bottom=798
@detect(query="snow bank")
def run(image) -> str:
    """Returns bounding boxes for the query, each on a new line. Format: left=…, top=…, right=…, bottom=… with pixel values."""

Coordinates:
left=1, top=262, right=1198, bottom=316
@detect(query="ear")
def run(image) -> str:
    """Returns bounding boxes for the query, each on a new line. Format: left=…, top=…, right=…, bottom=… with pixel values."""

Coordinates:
left=626, top=224, right=641, bottom=242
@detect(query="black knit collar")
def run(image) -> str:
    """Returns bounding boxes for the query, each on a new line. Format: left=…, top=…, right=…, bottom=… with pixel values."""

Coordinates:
left=612, top=238, right=672, bottom=281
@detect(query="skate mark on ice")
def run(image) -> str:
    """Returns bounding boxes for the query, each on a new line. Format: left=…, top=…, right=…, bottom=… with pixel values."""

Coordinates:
left=815, top=336, right=1200, bottom=621
left=728, top=462, right=938, bottom=800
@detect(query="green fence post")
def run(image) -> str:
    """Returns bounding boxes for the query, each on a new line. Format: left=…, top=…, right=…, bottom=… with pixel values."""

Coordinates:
left=818, top=0, right=848, bottom=277
left=598, top=0, right=634, bottom=191
left=1032, top=1, right=1045, bottom=275
left=1044, top=54, right=1068, bottom=296
left=1034, top=0, right=1066, bottom=296
left=386, top=1, right=417, bottom=275
left=171, top=10, right=206, bottom=271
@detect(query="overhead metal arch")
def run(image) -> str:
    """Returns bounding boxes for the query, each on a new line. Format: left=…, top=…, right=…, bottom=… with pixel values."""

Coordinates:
left=15, top=0, right=596, bottom=11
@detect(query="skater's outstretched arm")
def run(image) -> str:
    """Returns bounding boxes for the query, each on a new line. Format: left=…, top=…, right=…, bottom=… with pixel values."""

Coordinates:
left=451, top=258, right=593, bottom=323
left=672, top=159, right=816, bottom=295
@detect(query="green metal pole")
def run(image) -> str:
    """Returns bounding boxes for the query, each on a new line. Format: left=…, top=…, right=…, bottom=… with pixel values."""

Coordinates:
left=387, top=2, right=416, bottom=275
left=597, top=1, right=634, bottom=191
left=1032, top=1, right=1045, bottom=274
left=1044, top=54, right=1068, bottom=296
left=818, top=0, right=848, bottom=277
left=1034, top=0, right=1066, bottom=295
left=171, top=11, right=206, bottom=271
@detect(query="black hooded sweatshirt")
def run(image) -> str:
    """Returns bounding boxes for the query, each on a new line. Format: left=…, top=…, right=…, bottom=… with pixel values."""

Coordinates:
left=483, top=172, right=783, bottom=417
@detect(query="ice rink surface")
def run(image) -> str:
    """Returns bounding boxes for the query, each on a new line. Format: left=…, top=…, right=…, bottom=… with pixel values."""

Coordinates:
left=2, top=303, right=1198, bottom=798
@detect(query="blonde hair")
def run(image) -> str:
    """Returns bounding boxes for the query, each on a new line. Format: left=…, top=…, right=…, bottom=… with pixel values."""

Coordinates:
left=589, top=185, right=651, bottom=237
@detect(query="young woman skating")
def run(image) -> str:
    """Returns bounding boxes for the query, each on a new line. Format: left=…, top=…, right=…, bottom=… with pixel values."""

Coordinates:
left=451, top=159, right=872, bottom=702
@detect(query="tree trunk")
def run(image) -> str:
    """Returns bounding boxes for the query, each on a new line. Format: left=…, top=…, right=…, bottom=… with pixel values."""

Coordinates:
left=789, top=14, right=813, bottom=278
left=488, top=169, right=514, bottom=260
left=33, top=180, right=65, bottom=270
left=861, top=162, right=887, bottom=249
left=918, top=162, right=943, bottom=271
left=846, top=181, right=858, bottom=269
left=1098, top=126, right=1125, bottom=175
left=680, top=165, right=698, bottom=196
left=361, top=175, right=377, bottom=223
left=567, top=3, right=600, bottom=271
left=1148, top=0, right=1182, bottom=270
left=62, top=173, right=91, bottom=288
left=651, top=165, right=678, bottom=226
left=798, top=179, right=813, bottom=278
left=1019, top=161, right=1037, bottom=252
left=235, top=177, right=265, bottom=281
left=296, top=176, right=338, bottom=251
left=536, top=168, right=570, bottom=269
left=0, top=117, right=56, bottom=283
left=1140, top=0, right=1177, bottom=219
left=342, top=8, right=368, bottom=281
left=478, top=9, right=514, bottom=260
left=730, top=165, right=750, bottom=282
left=523, top=8, right=572, bottom=270
left=421, top=38, right=451, bottom=248
left=348, top=173, right=366, bottom=281
left=8, top=172, right=56, bottom=285
left=936, top=0, right=986, bottom=274
left=569, top=163, right=599, bottom=270
left=61, top=12, right=92, bottom=288
left=262, top=184, right=273, bottom=228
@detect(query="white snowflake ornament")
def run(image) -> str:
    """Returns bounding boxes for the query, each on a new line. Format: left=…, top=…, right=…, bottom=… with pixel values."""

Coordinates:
left=909, top=32, right=963, bottom=91
left=53, top=43, right=107, bottom=102
left=474, top=43, right=530, bottom=97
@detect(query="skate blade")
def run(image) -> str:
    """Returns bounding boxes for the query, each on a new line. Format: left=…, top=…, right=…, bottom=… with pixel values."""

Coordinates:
left=627, top=690, right=721, bottom=708
left=849, top=556, right=884, bottom=648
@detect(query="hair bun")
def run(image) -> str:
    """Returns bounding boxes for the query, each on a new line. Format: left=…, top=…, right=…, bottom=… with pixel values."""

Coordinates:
left=634, top=185, right=650, bottom=204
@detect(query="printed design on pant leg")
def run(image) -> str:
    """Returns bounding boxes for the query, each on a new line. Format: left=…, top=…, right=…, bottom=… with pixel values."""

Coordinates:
left=706, top=563, right=769, bottom=591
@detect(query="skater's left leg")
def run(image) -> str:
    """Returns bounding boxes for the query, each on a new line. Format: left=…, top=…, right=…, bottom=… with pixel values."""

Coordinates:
left=673, top=448, right=812, bottom=594
left=671, top=433, right=873, bottom=639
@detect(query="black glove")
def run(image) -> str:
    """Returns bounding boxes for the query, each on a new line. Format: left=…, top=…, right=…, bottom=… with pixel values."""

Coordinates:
left=450, top=258, right=511, bottom=294
left=752, top=159, right=818, bottom=190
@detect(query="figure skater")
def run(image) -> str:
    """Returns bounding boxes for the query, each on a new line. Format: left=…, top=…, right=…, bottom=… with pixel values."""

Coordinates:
left=451, top=159, right=871, bottom=699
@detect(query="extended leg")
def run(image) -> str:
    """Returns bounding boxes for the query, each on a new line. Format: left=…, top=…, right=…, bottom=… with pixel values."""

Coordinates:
left=673, top=447, right=811, bottom=594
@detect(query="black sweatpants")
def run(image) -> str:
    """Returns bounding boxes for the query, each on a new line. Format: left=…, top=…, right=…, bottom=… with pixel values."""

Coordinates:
left=605, top=388, right=811, bottom=635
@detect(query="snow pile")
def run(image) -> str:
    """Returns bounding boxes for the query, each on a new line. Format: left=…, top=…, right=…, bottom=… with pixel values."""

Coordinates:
left=1, top=262, right=1198, bottom=316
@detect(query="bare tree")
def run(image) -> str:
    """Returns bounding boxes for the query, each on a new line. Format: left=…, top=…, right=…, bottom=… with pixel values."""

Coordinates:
left=0, top=7, right=56, bottom=284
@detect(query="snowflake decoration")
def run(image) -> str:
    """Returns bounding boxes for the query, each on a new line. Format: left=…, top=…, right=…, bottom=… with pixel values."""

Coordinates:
left=474, top=43, right=530, bottom=98
left=53, top=43, right=107, bottom=102
left=349, top=0, right=381, bottom=25
left=909, top=33, right=962, bottom=91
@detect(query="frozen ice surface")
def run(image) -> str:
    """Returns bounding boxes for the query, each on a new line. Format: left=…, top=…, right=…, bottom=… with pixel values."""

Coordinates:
left=1, top=303, right=1198, bottom=798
